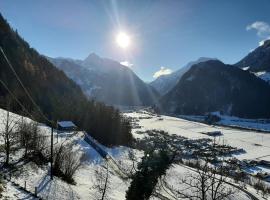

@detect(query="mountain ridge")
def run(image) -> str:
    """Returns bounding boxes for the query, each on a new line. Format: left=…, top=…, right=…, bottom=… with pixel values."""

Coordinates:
left=160, top=60, right=270, bottom=118
left=49, top=55, right=160, bottom=106
left=150, top=57, right=216, bottom=95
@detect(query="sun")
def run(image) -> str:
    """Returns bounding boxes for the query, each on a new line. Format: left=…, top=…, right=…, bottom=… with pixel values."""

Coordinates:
left=116, top=32, right=130, bottom=49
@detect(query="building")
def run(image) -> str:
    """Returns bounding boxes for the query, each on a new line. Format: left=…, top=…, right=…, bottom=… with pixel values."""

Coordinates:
left=57, top=121, right=77, bottom=131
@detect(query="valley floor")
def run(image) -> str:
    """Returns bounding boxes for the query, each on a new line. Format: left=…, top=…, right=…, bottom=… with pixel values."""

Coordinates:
left=124, top=111, right=270, bottom=162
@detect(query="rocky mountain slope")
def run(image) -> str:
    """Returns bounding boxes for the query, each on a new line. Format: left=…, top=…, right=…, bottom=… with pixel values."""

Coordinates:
left=235, top=40, right=270, bottom=84
left=49, top=55, right=159, bottom=106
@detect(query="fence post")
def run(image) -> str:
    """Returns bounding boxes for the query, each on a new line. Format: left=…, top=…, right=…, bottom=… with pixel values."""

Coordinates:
left=24, top=181, right=26, bottom=190
left=9, top=173, right=11, bottom=181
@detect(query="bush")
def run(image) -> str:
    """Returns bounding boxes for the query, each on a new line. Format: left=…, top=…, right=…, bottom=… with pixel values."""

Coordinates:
left=53, top=143, right=83, bottom=184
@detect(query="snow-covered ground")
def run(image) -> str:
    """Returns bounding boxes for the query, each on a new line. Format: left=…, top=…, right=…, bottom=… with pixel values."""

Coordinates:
left=125, top=110, right=270, bottom=199
left=182, top=112, right=270, bottom=132
left=0, top=108, right=269, bottom=199
left=255, top=71, right=270, bottom=84
left=124, top=111, right=270, bottom=163
left=0, top=108, right=136, bottom=199
left=154, top=164, right=255, bottom=200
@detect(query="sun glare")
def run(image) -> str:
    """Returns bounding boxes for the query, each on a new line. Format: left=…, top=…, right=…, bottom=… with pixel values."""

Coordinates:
left=116, top=32, right=130, bottom=49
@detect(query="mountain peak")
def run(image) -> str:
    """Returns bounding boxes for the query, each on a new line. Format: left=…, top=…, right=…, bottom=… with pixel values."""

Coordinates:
left=262, top=39, right=270, bottom=48
left=84, top=53, right=101, bottom=62
left=235, top=39, right=270, bottom=72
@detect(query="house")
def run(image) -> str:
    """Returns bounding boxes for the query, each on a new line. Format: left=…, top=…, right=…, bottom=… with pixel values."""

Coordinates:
left=57, top=121, right=77, bottom=131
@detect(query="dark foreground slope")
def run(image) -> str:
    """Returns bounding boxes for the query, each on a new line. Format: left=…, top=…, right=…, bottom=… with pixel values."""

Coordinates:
left=160, top=60, right=270, bottom=118
left=0, top=13, right=131, bottom=145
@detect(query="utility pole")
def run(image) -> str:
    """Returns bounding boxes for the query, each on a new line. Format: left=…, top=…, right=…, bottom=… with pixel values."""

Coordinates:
left=56, top=120, right=59, bottom=143
left=51, top=126, right=53, bottom=180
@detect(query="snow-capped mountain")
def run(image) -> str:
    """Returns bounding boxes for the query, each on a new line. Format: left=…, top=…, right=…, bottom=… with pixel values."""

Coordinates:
left=160, top=60, right=270, bottom=118
left=254, top=71, right=270, bottom=84
left=149, top=57, right=216, bottom=95
left=235, top=39, right=270, bottom=84
left=49, top=55, right=159, bottom=106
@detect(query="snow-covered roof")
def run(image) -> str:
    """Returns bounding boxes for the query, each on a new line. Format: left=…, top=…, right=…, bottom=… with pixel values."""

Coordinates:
left=57, top=121, right=76, bottom=128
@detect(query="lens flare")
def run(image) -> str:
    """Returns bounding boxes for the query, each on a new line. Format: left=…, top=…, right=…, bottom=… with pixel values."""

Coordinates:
left=116, top=32, right=130, bottom=49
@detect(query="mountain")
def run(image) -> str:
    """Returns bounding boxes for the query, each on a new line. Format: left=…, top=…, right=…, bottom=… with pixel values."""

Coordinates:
left=150, top=57, right=216, bottom=95
left=0, top=13, right=131, bottom=145
left=235, top=40, right=270, bottom=83
left=49, top=55, right=159, bottom=106
left=235, top=40, right=270, bottom=72
left=160, top=60, right=270, bottom=118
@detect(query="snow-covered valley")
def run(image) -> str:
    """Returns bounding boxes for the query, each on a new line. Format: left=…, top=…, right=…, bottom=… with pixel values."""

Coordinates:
left=125, top=111, right=270, bottom=162
left=0, top=108, right=270, bottom=199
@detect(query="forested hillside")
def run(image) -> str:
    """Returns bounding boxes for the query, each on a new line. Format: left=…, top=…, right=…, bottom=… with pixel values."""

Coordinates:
left=0, top=13, right=131, bottom=145
left=160, top=60, right=270, bottom=118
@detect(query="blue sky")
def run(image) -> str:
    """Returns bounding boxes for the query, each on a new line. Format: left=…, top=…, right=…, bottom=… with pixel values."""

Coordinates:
left=1, top=0, right=270, bottom=82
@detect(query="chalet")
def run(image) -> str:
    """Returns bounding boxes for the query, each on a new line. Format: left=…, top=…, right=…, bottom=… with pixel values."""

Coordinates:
left=57, top=121, right=77, bottom=131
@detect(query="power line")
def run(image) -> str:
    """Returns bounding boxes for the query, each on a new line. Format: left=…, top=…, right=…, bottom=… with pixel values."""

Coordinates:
left=0, top=46, right=52, bottom=124
left=0, top=46, right=55, bottom=180
left=0, top=79, right=35, bottom=120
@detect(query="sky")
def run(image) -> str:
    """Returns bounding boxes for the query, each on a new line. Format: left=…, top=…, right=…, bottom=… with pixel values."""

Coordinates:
left=1, top=0, right=270, bottom=82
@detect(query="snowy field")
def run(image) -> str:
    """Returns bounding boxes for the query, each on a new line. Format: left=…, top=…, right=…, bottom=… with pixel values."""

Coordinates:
left=182, top=113, right=270, bottom=132
left=124, top=110, right=270, bottom=180
left=124, top=111, right=270, bottom=162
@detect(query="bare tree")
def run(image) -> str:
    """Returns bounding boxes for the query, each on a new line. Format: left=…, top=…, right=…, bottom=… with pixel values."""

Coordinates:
left=162, top=161, right=235, bottom=200
left=18, top=121, right=47, bottom=159
left=92, top=163, right=111, bottom=200
left=0, top=109, right=18, bottom=166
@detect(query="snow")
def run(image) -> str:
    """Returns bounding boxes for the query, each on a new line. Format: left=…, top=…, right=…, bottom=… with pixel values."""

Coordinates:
left=1, top=181, right=38, bottom=199
left=0, top=108, right=134, bottom=200
left=185, top=112, right=270, bottom=132
left=124, top=111, right=270, bottom=163
left=156, top=164, right=253, bottom=200
left=125, top=110, right=270, bottom=199
left=1, top=108, right=269, bottom=199
left=254, top=71, right=270, bottom=83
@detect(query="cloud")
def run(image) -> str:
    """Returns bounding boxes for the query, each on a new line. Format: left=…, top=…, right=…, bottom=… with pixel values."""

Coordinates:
left=153, top=67, right=172, bottom=78
left=246, top=21, right=270, bottom=38
left=120, top=61, right=133, bottom=68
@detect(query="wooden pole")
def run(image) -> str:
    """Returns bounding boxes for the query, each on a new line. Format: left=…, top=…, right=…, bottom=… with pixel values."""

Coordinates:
left=35, top=187, right=37, bottom=197
left=51, top=126, right=53, bottom=180
left=56, top=120, right=59, bottom=143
